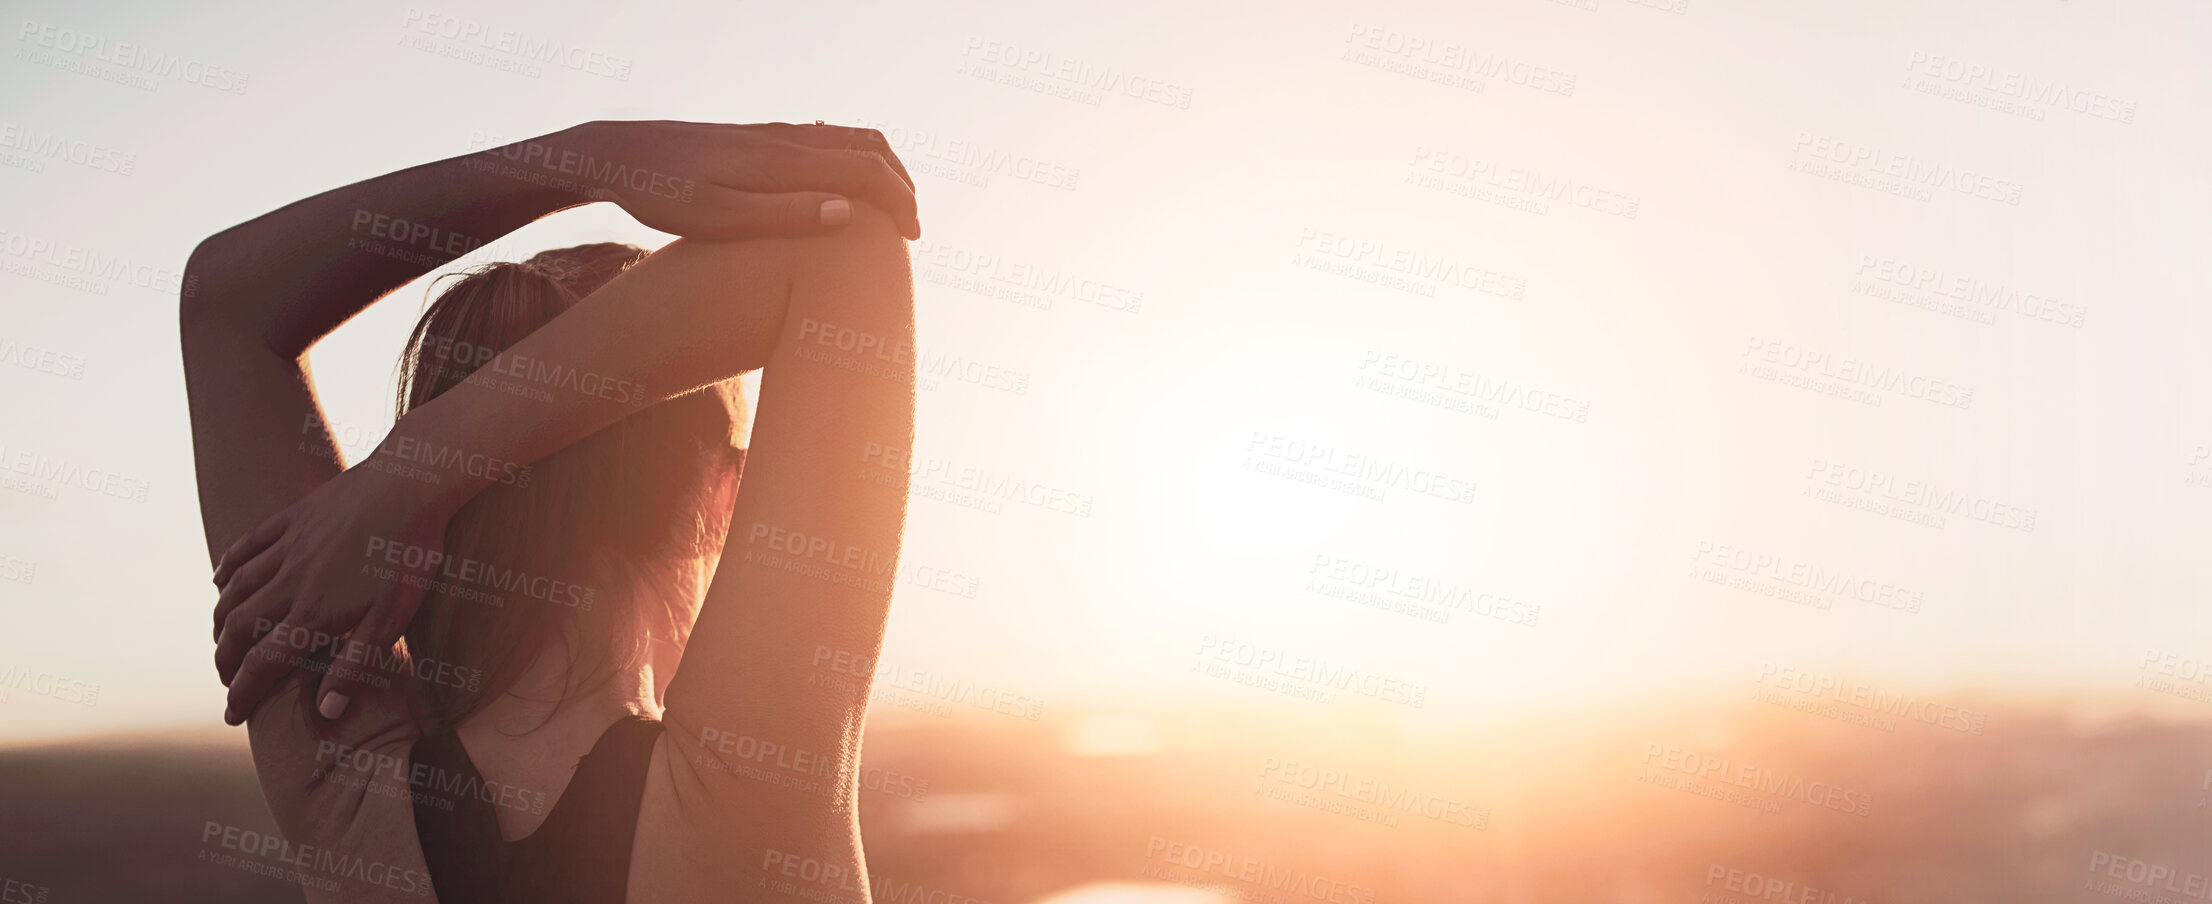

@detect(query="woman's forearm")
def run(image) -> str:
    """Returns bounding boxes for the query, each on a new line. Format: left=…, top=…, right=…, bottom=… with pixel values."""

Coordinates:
left=367, top=226, right=819, bottom=518
left=182, top=123, right=601, bottom=356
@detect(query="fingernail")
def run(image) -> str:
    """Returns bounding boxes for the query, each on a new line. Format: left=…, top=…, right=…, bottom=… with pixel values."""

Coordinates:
left=819, top=199, right=851, bottom=227
left=319, top=691, right=350, bottom=720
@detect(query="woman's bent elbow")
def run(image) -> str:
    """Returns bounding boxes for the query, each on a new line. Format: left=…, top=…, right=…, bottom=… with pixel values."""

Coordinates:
left=789, top=201, right=912, bottom=300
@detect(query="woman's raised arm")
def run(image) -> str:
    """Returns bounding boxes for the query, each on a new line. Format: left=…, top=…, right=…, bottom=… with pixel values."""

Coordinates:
left=211, top=199, right=919, bottom=727
left=185, top=120, right=917, bottom=574
left=655, top=203, right=916, bottom=881
left=183, top=124, right=593, bottom=571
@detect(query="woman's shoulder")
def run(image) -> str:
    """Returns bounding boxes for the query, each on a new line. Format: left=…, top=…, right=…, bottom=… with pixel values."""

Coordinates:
left=242, top=669, right=440, bottom=902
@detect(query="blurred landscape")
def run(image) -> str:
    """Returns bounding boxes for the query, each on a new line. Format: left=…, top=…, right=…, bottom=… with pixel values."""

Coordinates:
left=6, top=696, right=2210, bottom=903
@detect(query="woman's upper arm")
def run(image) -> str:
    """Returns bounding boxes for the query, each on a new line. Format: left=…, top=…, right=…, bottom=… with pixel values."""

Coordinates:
left=180, top=240, right=351, bottom=568
left=245, top=667, right=437, bottom=903
left=658, top=205, right=916, bottom=799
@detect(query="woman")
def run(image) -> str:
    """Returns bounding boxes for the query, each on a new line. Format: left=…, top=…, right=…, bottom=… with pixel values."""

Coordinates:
left=183, top=119, right=923, bottom=902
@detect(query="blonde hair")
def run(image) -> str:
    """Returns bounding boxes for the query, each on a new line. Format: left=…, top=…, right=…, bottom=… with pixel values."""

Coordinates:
left=390, top=243, right=744, bottom=732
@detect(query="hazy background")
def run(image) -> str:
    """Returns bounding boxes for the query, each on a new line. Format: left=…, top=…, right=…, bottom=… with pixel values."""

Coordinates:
left=1, top=0, right=2207, bottom=900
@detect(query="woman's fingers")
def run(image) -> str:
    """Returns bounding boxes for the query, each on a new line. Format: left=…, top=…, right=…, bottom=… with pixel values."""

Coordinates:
left=212, top=510, right=289, bottom=586
left=220, top=610, right=316, bottom=720
left=214, top=587, right=291, bottom=686
left=800, top=146, right=920, bottom=239
left=788, top=124, right=916, bottom=195
left=612, top=122, right=921, bottom=240
left=212, top=545, right=285, bottom=643
left=683, top=185, right=860, bottom=239
left=731, top=141, right=917, bottom=239
left=309, top=604, right=414, bottom=722
left=223, top=613, right=336, bottom=726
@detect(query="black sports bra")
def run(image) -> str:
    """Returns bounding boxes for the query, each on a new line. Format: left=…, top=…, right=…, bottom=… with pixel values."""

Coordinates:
left=409, top=714, right=663, bottom=904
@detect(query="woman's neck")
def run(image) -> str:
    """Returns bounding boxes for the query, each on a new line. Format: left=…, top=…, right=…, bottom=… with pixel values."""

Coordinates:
left=460, top=559, right=699, bottom=742
left=464, top=656, right=659, bottom=740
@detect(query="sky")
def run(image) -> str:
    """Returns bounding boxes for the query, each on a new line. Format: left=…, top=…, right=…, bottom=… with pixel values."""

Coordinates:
left=0, top=0, right=2207, bottom=744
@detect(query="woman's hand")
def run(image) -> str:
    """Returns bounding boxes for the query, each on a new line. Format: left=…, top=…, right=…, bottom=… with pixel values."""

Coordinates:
left=545, top=119, right=922, bottom=240
left=211, top=450, right=460, bottom=725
